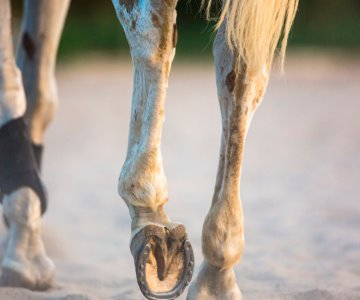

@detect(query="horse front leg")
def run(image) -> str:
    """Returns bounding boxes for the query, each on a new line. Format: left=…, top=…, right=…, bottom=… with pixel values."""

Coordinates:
left=188, top=24, right=269, bottom=300
left=112, top=1, right=194, bottom=299
left=0, top=0, right=69, bottom=290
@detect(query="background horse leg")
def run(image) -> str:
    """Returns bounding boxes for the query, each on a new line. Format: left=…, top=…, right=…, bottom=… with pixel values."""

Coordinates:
left=112, top=1, right=194, bottom=298
left=187, top=24, right=269, bottom=300
left=0, top=0, right=26, bottom=128
left=0, top=0, right=69, bottom=290
left=17, top=0, right=70, bottom=169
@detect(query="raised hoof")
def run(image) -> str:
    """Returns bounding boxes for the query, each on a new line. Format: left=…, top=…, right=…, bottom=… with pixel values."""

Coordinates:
left=131, top=224, right=194, bottom=300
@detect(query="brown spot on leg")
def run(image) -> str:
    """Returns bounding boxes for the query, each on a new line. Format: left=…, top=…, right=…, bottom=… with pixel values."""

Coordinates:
left=226, top=70, right=236, bottom=93
left=151, top=13, right=166, bottom=51
left=22, top=32, right=35, bottom=60
left=151, top=13, right=161, bottom=29
left=172, top=24, right=178, bottom=48
left=164, top=61, right=170, bottom=77
left=119, top=0, right=137, bottom=13
left=252, top=80, right=265, bottom=110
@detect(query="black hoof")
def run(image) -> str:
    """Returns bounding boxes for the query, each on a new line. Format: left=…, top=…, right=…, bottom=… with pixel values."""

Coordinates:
left=131, top=225, right=195, bottom=300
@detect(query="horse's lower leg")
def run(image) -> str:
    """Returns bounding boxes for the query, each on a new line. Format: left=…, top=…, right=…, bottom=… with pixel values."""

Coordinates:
left=0, top=0, right=26, bottom=127
left=17, top=0, right=70, bottom=168
left=0, top=0, right=69, bottom=290
left=188, top=24, right=269, bottom=300
left=112, top=1, right=194, bottom=298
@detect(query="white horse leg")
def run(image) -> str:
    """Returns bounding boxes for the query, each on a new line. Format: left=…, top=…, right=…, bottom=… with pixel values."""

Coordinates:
left=187, top=24, right=269, bottom=300
left=0, top=188, right=55, bottom=290
left=17, top=0, right=70, bottom=168
left=187, top=0, right=297, bottom=297
left=0, top=0, right=53, bottom=290
left=0, top=0, right=26, bottom=127
left=112, top=1, right=194, bottom=298
left=0, top=0, right=69, bottom=290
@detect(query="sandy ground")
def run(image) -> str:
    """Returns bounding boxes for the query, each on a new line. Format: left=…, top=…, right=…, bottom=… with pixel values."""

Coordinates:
left=0, top=54, right=359, bottom=299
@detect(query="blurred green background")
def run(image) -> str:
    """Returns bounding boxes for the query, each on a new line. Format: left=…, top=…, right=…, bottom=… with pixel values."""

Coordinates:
left=12, top=0, right=360, bottom=61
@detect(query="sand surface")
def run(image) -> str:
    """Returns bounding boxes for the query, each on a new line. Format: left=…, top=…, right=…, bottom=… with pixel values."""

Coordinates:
left=0, top=54, right=359, bottom=299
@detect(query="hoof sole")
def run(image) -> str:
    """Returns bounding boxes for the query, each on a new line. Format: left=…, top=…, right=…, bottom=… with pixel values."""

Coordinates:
left=132, top=224, right=195, bottom=300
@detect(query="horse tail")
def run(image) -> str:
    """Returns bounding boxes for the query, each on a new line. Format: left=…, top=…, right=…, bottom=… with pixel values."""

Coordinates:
left=202, top=0, right=298, bottom=75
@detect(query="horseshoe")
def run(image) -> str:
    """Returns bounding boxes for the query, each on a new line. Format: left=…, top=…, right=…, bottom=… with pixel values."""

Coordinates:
left=135, top=240, right=194, bottom=300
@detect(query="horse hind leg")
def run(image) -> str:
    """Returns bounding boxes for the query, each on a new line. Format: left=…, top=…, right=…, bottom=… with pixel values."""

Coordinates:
left=17, top=0, right=70, bottom=167
left=0, top=0, right=69, bottom=290
left=188, top=0, right=297, bottom=297
left=112, top=0, right=194, bottom=299
left=187, top=23, right=269, bottom=300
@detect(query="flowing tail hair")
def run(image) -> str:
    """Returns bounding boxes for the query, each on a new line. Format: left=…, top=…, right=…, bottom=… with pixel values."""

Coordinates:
left=202, top=0, right=298, bottom=76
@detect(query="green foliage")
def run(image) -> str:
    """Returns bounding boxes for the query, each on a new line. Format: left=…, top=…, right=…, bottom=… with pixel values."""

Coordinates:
left=290, top=0, right=360, bottom=48
left=10, top=0, right=360, bottom=60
